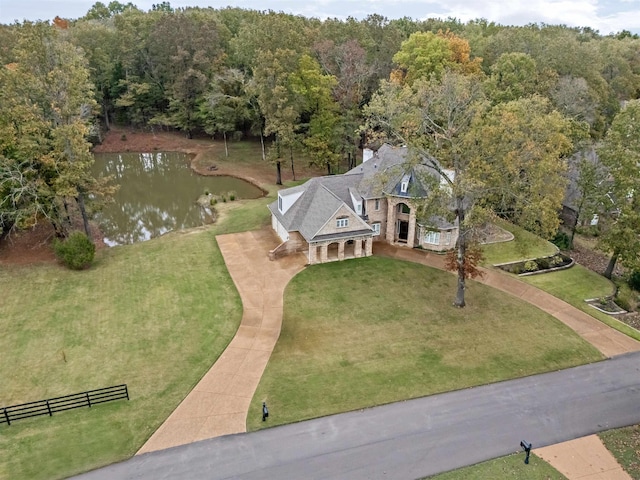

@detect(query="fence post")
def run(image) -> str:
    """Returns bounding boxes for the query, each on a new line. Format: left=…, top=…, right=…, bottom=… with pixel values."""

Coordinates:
left=3, top=407, right=9, bottom=426
left=86, top=392, right=92, bottom=408
left=46, top=400, right=52, bottom=417
left=124, top=385, right=129, bottom=401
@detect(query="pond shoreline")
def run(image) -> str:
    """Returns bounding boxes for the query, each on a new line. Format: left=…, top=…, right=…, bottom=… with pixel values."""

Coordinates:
left=93, top=151, right=264, bottom=246
left=93, top=128, right=267, bottom=190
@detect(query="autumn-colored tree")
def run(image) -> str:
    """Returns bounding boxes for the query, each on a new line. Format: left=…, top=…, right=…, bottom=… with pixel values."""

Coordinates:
left=0, top=22, right=115, bottom=239
left=314, top=38, right=375, bottom=168
left=596, top=100, right=640, bottom=277
left=470, top=95, right=580, bottom=240
left=365, top=71, right=576, bottom=307
left=289, top=54, right=341, bottom=174
left=564, top=146, right=608, bottom=248
left=444, top=244, right=485, bottom=281
left=392, top=30, right=482, bottom=85
left=200, top=68, right=251, bottom=156
left=252, top=49, right=303, bottom=184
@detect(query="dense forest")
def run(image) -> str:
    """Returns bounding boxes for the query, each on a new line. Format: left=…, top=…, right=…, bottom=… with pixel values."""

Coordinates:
left=1, top=2, right=639, bottom=282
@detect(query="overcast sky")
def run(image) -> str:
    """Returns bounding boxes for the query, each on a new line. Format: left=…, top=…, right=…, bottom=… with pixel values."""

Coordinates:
left=2, top=0, right=640, bottom=35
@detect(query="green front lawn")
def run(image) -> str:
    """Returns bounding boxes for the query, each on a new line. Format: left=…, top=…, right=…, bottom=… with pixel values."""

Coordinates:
left=247, top=257, right=602, bottom=430
left=426, top=453, right=567, bottom=479
left=522, top=265, right=640, bottom=342
left=599, top=425, right=640, bottom=478
left=0, top=227, right=242, bottom=480
left=0, top=182, right=283, bottom=480
left=482, top=219, right=558, bottom=266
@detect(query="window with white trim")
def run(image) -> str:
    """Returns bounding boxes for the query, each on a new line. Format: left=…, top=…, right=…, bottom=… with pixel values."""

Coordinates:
left=374, top=199, right=380, bottom=210
left=372, top=223, right=381, bottom=236
left=424, top=230, right=440, bottom=245
left=336, top=218, right=349, bottom=228
left=401, top=181, right=408, bottom=193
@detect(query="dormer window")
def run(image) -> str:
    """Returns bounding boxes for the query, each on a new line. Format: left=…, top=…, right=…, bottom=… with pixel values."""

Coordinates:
left=356, top=203, right=362, bottom=214
left=400, top=174, right=410, bottom=193
left=278, top=195, right=283, bottom=212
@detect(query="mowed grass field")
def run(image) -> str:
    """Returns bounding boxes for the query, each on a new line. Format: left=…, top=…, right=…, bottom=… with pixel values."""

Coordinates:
left=247, top=257, right=603, bottom=430
left=425, top=453, right=567, bottom=479
left=0, top=186, right=276, bottom=480
left=0, top=228, right=241, bottom=480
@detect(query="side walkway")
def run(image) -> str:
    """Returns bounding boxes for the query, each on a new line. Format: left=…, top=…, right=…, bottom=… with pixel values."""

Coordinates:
left=536, top=435, right=632, bottom=480
left=375, top=243, right=640, bottom=358
left=138, top=229, right=306, bottom=454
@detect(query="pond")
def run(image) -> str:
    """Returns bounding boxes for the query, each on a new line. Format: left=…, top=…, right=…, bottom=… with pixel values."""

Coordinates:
left=92, top=151, right=264, bottom=246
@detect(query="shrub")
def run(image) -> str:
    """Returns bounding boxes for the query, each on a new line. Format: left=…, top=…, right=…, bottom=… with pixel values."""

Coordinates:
left=120, top=134, right=127, bottom=141
left=53, top=231, right=96, bottom=270
left=628, top=271, right=640, bottom=291
left=617, top=298, right=631, bottom=312
left=550, top=255, right=565, bottom=267
left=210, top=197, right=217, bottom=206
left=524, top=260, right=538, bottom=272
left=537, top=257, right=550, bottom=269
left=229, top=194, right=236, bottom=201
left=222, top=196, right=227, bottom=202
left=551, top=231, right=571, bottom=250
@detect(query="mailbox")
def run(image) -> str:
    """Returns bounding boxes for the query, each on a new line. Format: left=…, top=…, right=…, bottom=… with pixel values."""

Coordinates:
left=520, top=440, right=532, bottom=464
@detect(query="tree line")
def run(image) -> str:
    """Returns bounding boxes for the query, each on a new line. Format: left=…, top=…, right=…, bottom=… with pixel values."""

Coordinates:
left=1, top=2, right=638, bottom=303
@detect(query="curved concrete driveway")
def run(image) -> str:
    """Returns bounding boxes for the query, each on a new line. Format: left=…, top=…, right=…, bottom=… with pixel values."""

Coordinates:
left=138, top=235, right=638, bottom=455
left=138, top=229, right=306, bottom=454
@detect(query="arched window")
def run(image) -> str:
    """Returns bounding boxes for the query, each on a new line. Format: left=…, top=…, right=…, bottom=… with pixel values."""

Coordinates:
left=397, top=203, right=410, bottom=214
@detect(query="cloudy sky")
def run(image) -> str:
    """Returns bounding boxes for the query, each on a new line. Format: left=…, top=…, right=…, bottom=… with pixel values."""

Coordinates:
left=2, top=0, right=640, bottom=35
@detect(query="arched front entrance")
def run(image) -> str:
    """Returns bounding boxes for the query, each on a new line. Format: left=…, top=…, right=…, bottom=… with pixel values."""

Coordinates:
left=395, top=203, right=411, bottom=243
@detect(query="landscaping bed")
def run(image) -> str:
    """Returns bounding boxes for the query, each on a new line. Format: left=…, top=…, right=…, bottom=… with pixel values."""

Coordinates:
left=585, top=297, right=626, bottom=315
left=495, top=253, right=573, bottom=276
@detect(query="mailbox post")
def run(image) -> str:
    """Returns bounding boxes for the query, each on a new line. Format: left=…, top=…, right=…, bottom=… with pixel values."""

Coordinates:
left=520, top=440, right=532, bottom=464
left=262, top=402, right=269, bottom=421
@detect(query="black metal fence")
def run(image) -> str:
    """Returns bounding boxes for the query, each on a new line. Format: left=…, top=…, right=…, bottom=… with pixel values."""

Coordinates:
left=1, top=384, right=129, bottom=426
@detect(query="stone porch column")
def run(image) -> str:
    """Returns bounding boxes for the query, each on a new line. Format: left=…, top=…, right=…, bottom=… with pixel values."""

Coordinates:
left=338, top=241, right=345, bottom=261
left=407, top=208, right=417, bottom=247
left=308, top=243, right=317, bottom=264
left=365, top=237, right=373, bottom=256
left=354, top=238, right=363, bottom=258
left=320, top=243, right=328, bottom=263
left=386, top=200, right=396, bottom=243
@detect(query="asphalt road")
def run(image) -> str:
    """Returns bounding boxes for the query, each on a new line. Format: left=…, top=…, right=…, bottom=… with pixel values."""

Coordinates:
left=74, top=351, right=640, bottom=480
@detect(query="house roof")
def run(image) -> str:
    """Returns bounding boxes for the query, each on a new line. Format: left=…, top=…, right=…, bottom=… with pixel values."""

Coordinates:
left=268, top=173, right=369, bottom=242
left=270, top=144, right=453, bottom=240
left=347, top=144, right=443, bottom=199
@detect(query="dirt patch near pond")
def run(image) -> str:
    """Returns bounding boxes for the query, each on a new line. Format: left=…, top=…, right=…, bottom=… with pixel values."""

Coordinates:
left=93, top=126, right=324, bottom=188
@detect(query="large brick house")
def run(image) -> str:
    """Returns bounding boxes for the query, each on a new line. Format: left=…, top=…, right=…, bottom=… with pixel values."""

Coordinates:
left=268, top=144, right=459, bottom=264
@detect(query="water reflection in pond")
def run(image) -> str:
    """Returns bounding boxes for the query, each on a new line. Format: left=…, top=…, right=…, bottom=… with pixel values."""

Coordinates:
left=92, top=151, right=263, bottom=245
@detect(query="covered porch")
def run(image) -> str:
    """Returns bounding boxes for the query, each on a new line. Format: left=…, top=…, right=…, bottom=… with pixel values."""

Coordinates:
left=308, top=231, right=374, bottom=265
